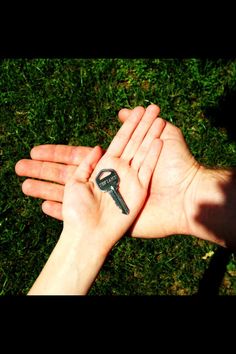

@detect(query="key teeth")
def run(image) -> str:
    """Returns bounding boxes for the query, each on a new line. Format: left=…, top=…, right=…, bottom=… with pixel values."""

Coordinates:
left=112, top=189, right=130, bottom=215
left=112, top=193, right=129, bottom=215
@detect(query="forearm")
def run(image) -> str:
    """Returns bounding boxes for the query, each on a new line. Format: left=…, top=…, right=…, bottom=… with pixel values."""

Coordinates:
left=186, top=166, right=236, bottom=249
left=28, top=229, right=107, bottom=295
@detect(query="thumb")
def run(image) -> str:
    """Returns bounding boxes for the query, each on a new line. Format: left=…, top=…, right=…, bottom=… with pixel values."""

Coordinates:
left=73, top=145, right=103, bottom=182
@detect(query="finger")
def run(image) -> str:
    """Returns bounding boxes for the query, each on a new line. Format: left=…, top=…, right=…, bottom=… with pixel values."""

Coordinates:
left=74, top=145, right=103, bottom=182
left=131, top=118, right=166, bottom=170
left=30, top=145, right=93, bottom=164
left=118, top=104, right=160, bottom=123
left=15, top=159, right=76, bottom=184
left=42, top=200, right=63, bottom=221
left=106, top=106, right=145, bottom=157
left=118, top=108, right=133, bottom=123
left=138, top=138, right=163, bottom=189
left=121, top=104, right=160, bottom=162
left=22, top=179, right=64, bottom=202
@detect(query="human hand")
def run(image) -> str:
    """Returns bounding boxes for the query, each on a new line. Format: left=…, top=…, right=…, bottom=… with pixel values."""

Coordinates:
left=118, top=108, right=201, bottom=238
left=14, top=104, right=160, bottom=222
left=61, top=105, right=164, bottom=254
left=15, top=104, right=200, bottom=239
left=28, top=105, right=164, bottom=295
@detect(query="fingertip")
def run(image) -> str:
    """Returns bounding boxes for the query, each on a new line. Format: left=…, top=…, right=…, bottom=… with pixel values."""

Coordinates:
left=41, top=200, right=63, bottom=221
left=22, top=179, right=31, bottom=195
left=15, top=160, right=24, bottom=175
left=93, top=145, right=103, bottom=153
left=42, top=200, right=52, bottom=214
left=41, top=200, right=52, bottom=216
left=133, top=106, right=145, bottom=116
left=118, top=108, right=133, bottom=123
left=92, top=145, right=103, bottom=159
left=146, top=104, right=161, bottom=116
left=118, top=106, right=145, bottom=122
left=41, top=200, right=48, bottom=213
left=30, top=146, right=39, bottom=159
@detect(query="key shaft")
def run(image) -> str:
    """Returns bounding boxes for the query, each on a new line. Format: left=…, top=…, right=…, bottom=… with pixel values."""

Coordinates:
left=109, top=185, right=130, bottom=215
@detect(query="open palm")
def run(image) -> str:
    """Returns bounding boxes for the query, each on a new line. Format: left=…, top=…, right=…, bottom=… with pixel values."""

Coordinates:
left=129, top=120, right=200, bottom=238
left=63, top=149, right=160, bottom=252
left=15, top=105, right=200, bottom=239
left=60, top=106, right=164, bottom=251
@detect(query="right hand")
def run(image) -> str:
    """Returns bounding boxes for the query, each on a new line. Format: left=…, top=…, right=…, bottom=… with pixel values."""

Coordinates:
left=15, top=105, right=200, bottom=238
left=118, top=108, right=201, bottom=238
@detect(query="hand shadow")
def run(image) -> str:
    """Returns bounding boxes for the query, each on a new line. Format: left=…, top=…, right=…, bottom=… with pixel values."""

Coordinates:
left=195, top=84, right=236, bottom=295
left=194, top=170, right=236, bottom=295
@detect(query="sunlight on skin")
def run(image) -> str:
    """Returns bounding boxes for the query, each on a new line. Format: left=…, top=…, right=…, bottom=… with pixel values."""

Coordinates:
left=15, top=104, right=199, bottom=239
left=27, top=105, right=164, bottom=294
left=16, top=104, right=236, bottom=250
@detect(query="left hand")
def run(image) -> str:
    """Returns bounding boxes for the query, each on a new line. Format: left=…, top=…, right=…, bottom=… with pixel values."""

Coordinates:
left=62, top=105, right=164, bottom=253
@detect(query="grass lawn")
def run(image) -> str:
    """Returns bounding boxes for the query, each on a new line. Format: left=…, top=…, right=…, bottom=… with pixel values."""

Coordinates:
left=1, top=58, right=236, bottom=295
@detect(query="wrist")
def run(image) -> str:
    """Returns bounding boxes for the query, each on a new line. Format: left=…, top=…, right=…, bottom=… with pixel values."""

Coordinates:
left=59, top=226, right=109, bottom=268
left=185, top=166, right=236, bottom=248
left=59, top=230, right=107, bottom=294
left=29, top=228, right=109, bottom=295
left=183, top=165, right=206, bottom=237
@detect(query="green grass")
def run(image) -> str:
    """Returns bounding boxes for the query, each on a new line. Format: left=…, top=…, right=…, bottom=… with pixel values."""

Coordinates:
left=1, top=58, right=236, bottom=295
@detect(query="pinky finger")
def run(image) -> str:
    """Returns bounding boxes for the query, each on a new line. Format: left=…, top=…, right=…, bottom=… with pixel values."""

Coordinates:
left=138, top=139, right=163, bottom=189
left=42, top=200, right=63, bottom=221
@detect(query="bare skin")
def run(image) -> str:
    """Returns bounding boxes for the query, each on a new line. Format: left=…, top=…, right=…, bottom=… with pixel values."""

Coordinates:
left=15, top=104, right=197, bottom=238
left=28, top=105, right=164, bottom=294
left=15, top=105, right=236, bottom=249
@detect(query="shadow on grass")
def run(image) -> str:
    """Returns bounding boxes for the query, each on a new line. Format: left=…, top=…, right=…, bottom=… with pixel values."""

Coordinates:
left=203, top=85, right=236, bottom=142
left=195, top=83, right=236, bottom=295
left=197, top=247, right=232, bottom=296
left=194, top=170, right=236, bottom=295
